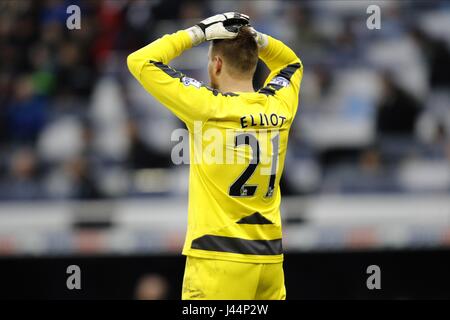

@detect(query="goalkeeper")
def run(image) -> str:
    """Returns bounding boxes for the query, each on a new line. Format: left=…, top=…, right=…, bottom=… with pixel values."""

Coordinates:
left=128, top=12, right=303, bottom=300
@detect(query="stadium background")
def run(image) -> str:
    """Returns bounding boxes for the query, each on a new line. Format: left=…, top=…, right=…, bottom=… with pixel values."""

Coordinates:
left=1, top=0, right=450, bottom=299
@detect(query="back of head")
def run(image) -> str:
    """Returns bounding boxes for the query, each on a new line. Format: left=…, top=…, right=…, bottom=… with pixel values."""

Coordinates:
left=211, top=26, right=258, bottom=78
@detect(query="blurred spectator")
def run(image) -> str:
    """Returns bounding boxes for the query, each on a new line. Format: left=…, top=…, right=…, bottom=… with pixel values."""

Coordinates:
left=0, top=148, right=42, bottom=200
left=1, top=0, right=450, bottom=200
left=43, top=153, right=104, bottom=200
left=410, top=27, right=450, bottom=90
left=322, top=147, right=398, bottom=193
left=375, top=72, right=422, bottom=138
left=312, top=64, right=333, bottom=98
left=134, top=274, right=169, bottom=300
left=5, top=75, right=48, bottom=145
left=56, top=41, right=96, bottom=98
left=29, top=44, right=55, bottom=96
left=92, top=0, right=125, bottom=66
left=40, top=20, right=64, bottom=48
left=332, top=19, right=360, bottom=66
left=65, top=156, right=103, bottom=199
left=126, top=119, right=172, bottom=169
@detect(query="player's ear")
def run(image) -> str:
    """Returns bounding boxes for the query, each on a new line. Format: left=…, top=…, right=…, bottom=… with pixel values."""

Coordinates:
left=213, top=56, right=222, bottom=75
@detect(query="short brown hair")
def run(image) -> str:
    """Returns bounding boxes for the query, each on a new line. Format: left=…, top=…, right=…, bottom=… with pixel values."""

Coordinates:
left=211, top=26, right=258, bottom=77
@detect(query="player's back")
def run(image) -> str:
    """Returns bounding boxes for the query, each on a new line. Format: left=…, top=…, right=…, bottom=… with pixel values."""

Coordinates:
left=127, top=27, right=303, bottom=264
left=184, top=88, right=297, bottom=263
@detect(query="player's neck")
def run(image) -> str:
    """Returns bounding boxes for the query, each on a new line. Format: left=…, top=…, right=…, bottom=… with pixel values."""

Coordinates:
left=218, top=78, right=254, bottom=93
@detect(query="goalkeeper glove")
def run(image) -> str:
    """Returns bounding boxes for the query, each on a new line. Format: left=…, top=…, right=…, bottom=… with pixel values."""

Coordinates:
left=186, top=12, right=250, bottom=46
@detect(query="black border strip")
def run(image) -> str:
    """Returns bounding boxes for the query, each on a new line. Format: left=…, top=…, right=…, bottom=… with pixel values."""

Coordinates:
left=191, top=235, right=282, bottom=255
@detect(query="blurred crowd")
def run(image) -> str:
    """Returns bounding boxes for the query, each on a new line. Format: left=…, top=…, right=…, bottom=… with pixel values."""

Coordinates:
left=0, top=0, right=450, bottom=201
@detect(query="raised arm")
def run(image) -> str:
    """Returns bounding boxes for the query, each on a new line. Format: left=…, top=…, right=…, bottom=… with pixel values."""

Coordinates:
left=257, top=34, right=301, bottom=73
left=253, top=30, right=303, bottom=113
left=127, top=30, right=215, bottom=125
left=127, top=13, right=250, bottom=125
left=127, top=30, right=192, bottom=74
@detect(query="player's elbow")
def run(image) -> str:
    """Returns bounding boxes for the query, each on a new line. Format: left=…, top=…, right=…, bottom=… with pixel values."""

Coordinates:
left=126, top=52, right=141, bottom=78
left=289, top=49, right=302, bottom=66
left=289, top=53, right=302, bottom=72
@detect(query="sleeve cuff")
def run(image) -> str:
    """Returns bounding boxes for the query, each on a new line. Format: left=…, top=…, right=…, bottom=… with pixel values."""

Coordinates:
left=185, top=25, right=205, bottom=46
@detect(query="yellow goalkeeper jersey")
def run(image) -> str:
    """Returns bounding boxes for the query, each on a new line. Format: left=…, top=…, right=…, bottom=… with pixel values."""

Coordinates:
left=127, top=30, right=303, bottom=264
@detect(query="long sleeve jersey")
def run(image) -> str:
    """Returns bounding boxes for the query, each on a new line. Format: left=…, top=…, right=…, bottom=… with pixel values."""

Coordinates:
left=128, top=30, right=303, bottom=263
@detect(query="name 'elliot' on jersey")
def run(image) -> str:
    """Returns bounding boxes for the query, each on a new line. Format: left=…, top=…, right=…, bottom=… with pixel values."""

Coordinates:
left=127, top=28, right=303, bottom=264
